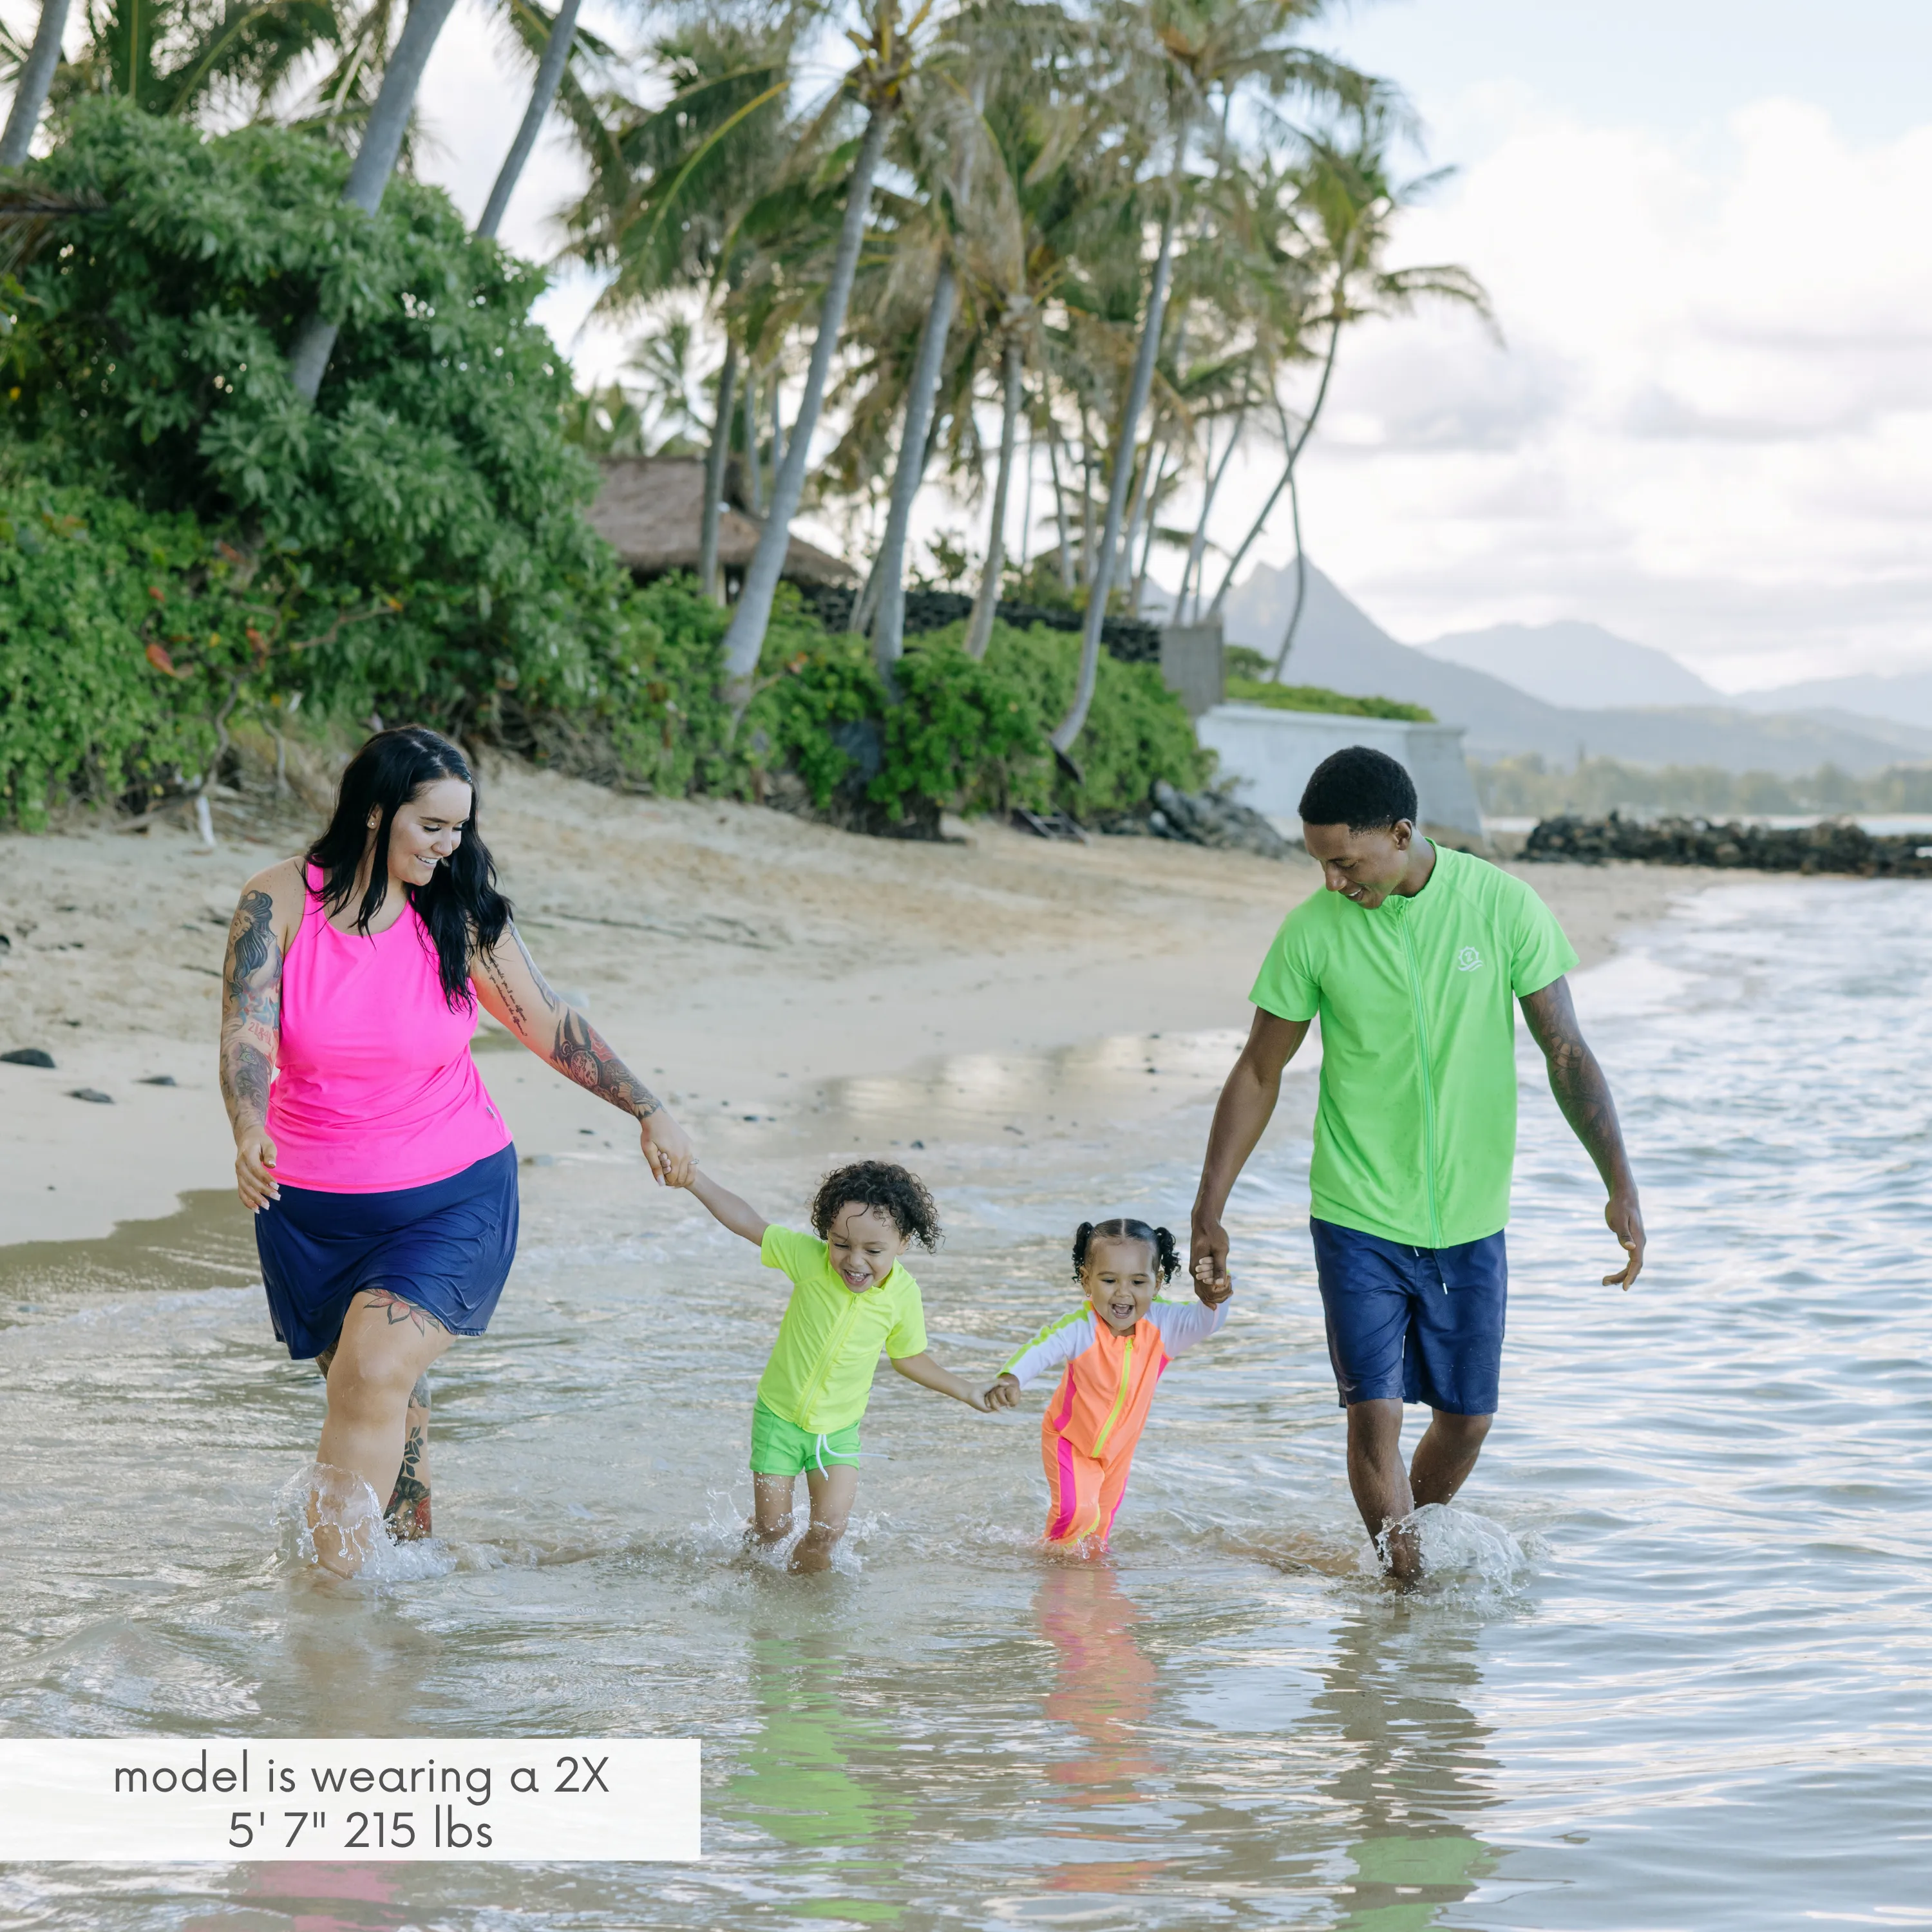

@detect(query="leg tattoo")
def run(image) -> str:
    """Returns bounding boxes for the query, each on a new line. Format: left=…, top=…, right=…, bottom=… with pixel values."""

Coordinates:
left=385, top=1373, right=433, bottom=1541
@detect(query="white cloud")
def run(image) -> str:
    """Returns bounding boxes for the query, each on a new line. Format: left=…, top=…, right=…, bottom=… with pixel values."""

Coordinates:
left=1211, top=98, right=1932, bottom=688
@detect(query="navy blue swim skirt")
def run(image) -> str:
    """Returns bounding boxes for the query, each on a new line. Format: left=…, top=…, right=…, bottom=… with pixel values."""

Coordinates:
left=254, top=1145, right=520, bottom=1359
left=1310, top=1217, right=1507, bottom=1416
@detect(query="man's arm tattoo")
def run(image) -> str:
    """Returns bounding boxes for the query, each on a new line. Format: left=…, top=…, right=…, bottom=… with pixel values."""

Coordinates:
left=218, top=888, right=281, bottom=1131
left=1522, top=984, right=1631, bottom=1188
left=551, top=1009, right=665, bottom=1121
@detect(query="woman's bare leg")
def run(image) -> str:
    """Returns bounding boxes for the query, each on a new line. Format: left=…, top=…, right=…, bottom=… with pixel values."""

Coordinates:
left=312, top=1290, right=452, bottom=1576
left=790, top=1464, right=858, bottom=1575
left=316, top=1349, right=433, bottom=1540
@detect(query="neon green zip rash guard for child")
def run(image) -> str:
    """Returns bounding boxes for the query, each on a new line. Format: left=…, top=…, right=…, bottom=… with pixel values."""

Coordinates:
left=1248, top=842, right=1578, bottom=1249
left=753, top=1224, right=929, bottom=1434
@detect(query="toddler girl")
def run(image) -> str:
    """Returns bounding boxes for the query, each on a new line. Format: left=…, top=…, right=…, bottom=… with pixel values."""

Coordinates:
left=677, top=1158, right=988, bottom=1573
left=985, top=1218, right=1231, bottom=1550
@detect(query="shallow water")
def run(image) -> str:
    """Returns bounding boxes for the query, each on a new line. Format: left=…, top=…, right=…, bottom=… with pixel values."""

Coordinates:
left=4, top=878, right=1931, bottom=1929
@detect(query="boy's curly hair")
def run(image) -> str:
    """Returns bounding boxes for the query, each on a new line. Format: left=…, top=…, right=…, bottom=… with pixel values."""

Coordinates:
left=810, top=1161, right=942, bottom=1251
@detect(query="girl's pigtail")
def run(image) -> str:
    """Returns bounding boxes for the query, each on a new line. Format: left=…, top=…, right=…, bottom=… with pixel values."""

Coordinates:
left=1151, top=1226, right=1180, bottom=1282
left=1071, top=1222, right=1096, bottom=1281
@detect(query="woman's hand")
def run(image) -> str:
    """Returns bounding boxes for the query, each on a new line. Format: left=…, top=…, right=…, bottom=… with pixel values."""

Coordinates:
left=639, top=1107, right=694, bottom=1188
left=236, top=1128, right=281, bottom=1211
left=983, top=1372, right=1022, bottom=1411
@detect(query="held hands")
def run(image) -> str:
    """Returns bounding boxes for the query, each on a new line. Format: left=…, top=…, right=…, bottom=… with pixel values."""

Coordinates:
left=234, top=1129, right=279, bottom=1213
left=982, top=1372, right=1022, bottom=1412
left=1189, top=1218, right=1232, bottom=1305
left=638, top=1108, right=695, bottom=1188
left=1604, top=1187, right=1645, bottom=1290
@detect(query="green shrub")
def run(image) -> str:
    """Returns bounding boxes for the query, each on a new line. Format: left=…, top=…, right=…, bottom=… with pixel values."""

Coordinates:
left=2, top=98, right=633, bottom=732
left=0, top=480, right=348, bottom=826
left=1222, top=650, right=1434, bottom=721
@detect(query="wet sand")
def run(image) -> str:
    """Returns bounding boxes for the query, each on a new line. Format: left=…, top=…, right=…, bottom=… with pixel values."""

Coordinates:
left=1, top=764, right=1732, bottom=1245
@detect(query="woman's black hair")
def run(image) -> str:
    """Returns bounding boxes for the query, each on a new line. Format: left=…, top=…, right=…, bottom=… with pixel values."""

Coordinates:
left=307, top=726, right=509, bottom=1009
left=1072, top=1218, right=1180, bottom=1283
left=810, top=1161, right=942, bottom=1251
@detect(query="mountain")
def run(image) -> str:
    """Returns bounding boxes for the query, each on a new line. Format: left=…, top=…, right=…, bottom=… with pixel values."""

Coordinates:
left=1218, top=564, right=1932, bottom=773
left=1732, top=672, right=1932, bottom=733
left=1414, top=620, right=1725, bottom=709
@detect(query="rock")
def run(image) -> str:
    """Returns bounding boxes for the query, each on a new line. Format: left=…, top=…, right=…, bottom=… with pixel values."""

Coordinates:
left=69, top=1088, right=114, bottom=1104
left=1142, top=780, right=1294, bottom=860
left=2, top=1048, right=55, bottom=1068
left=138, top=1074, right=178, bottom=1086
left=1521, top=811, right=1932, bottom=876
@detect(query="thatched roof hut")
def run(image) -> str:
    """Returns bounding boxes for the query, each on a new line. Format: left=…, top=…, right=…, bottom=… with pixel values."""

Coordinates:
left=585, top=457, right=856, bottom=588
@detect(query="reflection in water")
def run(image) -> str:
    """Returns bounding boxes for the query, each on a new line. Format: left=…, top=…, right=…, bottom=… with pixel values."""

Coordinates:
left=183, top=1862, right=404, bottom=1932
left=729, top=1629, right=909, bottom=1923
left=1318, top=1612, right=1496, bottom=1932
left=1035, top=1563, right=1168, bottom=1895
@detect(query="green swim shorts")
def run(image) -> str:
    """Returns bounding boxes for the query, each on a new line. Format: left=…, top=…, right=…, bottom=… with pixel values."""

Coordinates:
left=749, top=1399, right=862, bottom=1477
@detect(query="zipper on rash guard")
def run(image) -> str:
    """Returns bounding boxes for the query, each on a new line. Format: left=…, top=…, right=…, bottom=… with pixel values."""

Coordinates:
left=797, top=1294, right=862, bottom=1423
left=1396, top=905, right=1446, bottom=1249
left=1089, top=1336, right=1135, bottom=1455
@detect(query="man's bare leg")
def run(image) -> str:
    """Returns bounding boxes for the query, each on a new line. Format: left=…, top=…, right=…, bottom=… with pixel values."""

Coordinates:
left=314, top=1346, right=434, bottom=1543
left=1345, top=1400, right=1493, bottom=1581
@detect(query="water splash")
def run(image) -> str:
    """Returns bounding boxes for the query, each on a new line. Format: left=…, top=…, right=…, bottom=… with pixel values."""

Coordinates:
left=274, top=1462, right=455, bottom=1585
left=1365, top=1502, right=1534, bottom=1603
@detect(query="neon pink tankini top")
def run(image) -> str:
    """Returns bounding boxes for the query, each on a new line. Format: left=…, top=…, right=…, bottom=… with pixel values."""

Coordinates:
left=264, top=866, right=511, bottom=1192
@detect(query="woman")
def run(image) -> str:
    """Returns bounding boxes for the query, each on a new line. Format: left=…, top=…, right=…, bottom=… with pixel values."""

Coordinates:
left=217, top=726, right=692, bottom=1576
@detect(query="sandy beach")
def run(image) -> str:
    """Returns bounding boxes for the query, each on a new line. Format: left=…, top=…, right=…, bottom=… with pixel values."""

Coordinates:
left=1, top=766, right=1729, bottom=1247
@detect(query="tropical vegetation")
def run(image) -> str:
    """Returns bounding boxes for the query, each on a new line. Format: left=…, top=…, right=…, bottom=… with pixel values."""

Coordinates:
left=0, top=0, right=1472, bottom=832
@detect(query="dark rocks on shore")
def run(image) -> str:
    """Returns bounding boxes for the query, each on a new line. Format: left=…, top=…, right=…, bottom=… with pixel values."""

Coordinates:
left=1524, top=813, right=1932, bottom=876
left=69, top=1087, right=113, bottom=1104
left=2, top=1047, right=55, bottom=1068
left=1094, top=781, right=1295, bottom=860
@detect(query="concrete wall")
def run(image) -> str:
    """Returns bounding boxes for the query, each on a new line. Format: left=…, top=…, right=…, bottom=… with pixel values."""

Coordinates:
left=1158, top=621, right=1226, bottom=719
left=1193, top=705, right=1487, bottom=837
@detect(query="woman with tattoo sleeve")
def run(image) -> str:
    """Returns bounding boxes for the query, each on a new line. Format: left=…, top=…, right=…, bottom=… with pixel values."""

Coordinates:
left=218, top=725, right=693, bottom=1577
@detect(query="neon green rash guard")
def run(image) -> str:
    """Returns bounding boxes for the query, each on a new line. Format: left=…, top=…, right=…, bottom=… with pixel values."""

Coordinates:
left=1249, top=842, right=1579, bottom=1249
left=753, top=1225, right=929, bottom=1434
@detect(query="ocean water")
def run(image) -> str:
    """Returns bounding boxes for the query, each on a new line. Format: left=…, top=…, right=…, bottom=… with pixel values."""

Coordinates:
left=3, top=878, right=1930, bottom=1929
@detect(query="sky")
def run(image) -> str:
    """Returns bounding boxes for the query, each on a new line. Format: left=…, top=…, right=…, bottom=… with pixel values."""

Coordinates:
left=8, top=0, right=1925, bottom=690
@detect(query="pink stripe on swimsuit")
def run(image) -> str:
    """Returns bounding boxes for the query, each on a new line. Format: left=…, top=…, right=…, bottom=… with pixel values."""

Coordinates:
left=265, top=866, right=511, bottom=1191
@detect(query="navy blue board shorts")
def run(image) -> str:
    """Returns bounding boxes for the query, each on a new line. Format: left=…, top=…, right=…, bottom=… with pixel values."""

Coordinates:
left=1309, top=1217, right=1507, bottom=1416
left=254, top=1145, right=520, bottom=1359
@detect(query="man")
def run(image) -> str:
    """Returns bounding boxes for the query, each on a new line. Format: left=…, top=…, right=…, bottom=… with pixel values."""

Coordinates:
left=1190, top=746, right=1644, bottom=1578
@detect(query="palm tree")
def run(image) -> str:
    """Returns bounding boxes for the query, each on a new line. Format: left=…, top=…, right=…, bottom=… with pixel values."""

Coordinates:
left=1053, top=0, right=1375, bottom=754
left=287, top=0, right=464, bottom=402
left=564, top=20, right=798, bottom=600
left=1, top=0, right=71, bottom=166
left=720, top=0, right=934, bottom=690
left=1198, top=120, right=1490, bottom=673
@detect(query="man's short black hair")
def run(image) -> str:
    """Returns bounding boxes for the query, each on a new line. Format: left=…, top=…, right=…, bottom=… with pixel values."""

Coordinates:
left=1298, top=746, right=1419, bottom=831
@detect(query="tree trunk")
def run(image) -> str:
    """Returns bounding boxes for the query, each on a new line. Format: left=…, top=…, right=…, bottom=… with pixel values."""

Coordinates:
left=1078, top=411, right=1095, bottom=587
left=721, top=102, right=892, bottom=684
left=1180, top=408, right=1242, bottom=620
left=0, top=0, right=71, bottom=168
left=700, top=337, right=738, bottom=603
left=872, top=257, right=959, bottom=675
left=1051, top=190, right=1178, bottom=755
left=1046, top=417, right=1072, bottom=589
left=741, top=362, right=762, bottom=515
left=965, top=340, right=1023, bottom=659
left=476, top=0, right=583, bottom=240
left=1269, top=462, right=1309, bottom=681
left=1115, top=432, right=1161, bottom=607
left=1132, top=448, right=1170, bottom=612
left=288, top=0, right=462, bottom=402
left=1206, top=239, right=1353, bottom=618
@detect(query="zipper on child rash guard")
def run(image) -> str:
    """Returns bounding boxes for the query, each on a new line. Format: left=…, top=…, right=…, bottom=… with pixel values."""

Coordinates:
left=796, top=1295, right=862, bottom=1423
left=1396, top=904, right=1446, bottom=1249
left=1089, top=1336, right=1135, bottom=1455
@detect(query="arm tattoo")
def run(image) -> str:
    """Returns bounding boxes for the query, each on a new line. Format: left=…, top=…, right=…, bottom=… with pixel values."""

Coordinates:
left=473, top=923, right=563, bottom=1039
left=218, top=887, right=282, bottom=1131
left=1522, top=983, right=1631, bottom=1190
left=551, top=1008, right=664, bottom=1121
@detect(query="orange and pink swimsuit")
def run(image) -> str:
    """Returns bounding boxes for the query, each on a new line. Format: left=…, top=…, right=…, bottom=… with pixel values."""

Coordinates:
left=1001, top=1297, right=1228, bottom=1546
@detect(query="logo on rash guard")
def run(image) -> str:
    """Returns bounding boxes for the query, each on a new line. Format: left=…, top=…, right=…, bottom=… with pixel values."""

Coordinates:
left=1455, top=946, right=1484, bottom=972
